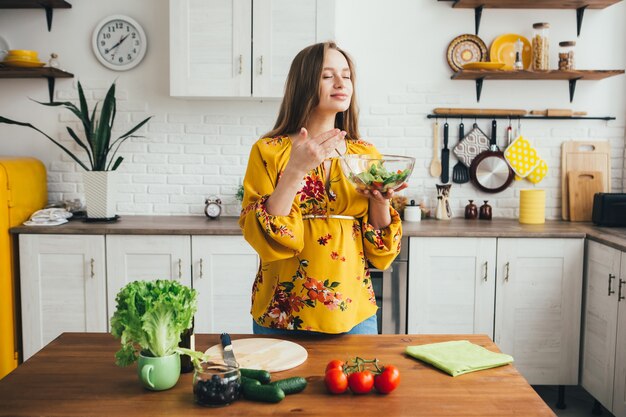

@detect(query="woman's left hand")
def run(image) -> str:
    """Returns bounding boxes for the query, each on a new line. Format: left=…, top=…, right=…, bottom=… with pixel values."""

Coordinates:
left=356, top=182, right=408, bottom=205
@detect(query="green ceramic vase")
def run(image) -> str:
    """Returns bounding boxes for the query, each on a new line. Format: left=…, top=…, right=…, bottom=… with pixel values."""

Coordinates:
left=137, top=352, right=181, bottom=391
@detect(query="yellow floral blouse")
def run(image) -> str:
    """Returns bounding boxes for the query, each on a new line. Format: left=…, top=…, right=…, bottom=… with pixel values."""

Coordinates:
left=239, top=136, right=403, bottom=333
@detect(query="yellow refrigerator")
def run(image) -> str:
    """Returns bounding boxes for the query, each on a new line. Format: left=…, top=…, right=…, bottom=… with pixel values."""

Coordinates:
left=0, top=157, right=47, bottom=379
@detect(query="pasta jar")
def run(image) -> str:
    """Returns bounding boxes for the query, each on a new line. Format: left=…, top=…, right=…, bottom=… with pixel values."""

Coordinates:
left=532, top=22, right=550, bottom=71
left=558, top=41, right=576, bottom=70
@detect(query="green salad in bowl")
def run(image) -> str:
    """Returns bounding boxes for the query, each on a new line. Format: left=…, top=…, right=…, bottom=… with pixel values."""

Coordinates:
left=340, top=154, right=415, bottom=193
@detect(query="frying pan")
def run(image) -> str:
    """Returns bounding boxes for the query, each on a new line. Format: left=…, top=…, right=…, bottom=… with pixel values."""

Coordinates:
left=469, top=120, right=514, bottom=193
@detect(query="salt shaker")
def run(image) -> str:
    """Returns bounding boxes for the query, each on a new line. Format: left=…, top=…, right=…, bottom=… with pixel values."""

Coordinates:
left=513, top=38, right=524, bottom=70
left=48, top=53, right=60, bottom=69
left=404, top=200, right=421, bottom=223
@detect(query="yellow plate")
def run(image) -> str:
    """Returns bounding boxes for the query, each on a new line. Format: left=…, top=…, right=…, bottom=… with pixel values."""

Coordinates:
left=4, top=55, right=41, bottom=62
left=490, top=34, right=531, bottom=70
left=1, top=60, right=45, bottom=68
left=462, top=62, right=505, bottom=70
left=7, top=49, right=38, bottom=57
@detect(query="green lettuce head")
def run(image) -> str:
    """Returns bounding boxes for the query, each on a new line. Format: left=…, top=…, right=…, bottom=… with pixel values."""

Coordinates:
left=110, top=280, right=197, bottom=367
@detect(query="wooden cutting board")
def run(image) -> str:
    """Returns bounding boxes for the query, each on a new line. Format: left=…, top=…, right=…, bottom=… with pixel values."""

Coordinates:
left=561, top=141, right=611, bottom=220
left=204, top=338, right=308, bottom=372
left=568, top=171, right=604, bottom=222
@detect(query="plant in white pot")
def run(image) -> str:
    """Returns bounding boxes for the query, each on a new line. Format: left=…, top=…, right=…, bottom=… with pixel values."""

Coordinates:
left=0, top=82, right=151, bottom=219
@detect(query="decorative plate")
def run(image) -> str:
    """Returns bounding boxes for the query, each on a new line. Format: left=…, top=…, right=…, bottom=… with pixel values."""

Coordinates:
left=446, top=34, right=488, bottom=72
left=462, top=62, right=505, bottom=70
left=490, top=34, right=531, bottom=70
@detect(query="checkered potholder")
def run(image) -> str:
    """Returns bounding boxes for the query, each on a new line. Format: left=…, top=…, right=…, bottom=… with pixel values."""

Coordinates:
left=504, top=135, right=540, bottom=178
left=452, top=126, right=490, bottom=168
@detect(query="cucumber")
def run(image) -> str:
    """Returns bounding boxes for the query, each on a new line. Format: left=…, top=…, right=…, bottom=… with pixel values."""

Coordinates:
left=270, top=377, right=307, bottom=395
left=242, top=383, right=285, bottom=403
left=240, top=368, right=271, bottom=384
left=240, top=376, right=261, bottom=387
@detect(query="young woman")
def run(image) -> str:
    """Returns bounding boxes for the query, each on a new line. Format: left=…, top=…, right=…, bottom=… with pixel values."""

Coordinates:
left=239, top=41, right=406, bottom=335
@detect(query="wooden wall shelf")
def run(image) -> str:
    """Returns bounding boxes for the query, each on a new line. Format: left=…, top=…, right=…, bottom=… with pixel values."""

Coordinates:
left=0, top=66, right=74, bottom=102
left=438, top=0, right=623, bottom=35
left=0, top=0, right=72, bottom=31
left=451, top=69, right=625, bottom=102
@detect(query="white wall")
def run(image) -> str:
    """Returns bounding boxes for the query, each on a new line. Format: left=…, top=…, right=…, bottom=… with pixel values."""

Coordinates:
left=0, top=0, right=624, bottom=218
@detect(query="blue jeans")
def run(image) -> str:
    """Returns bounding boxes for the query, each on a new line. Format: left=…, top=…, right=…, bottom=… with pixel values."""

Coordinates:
left=252, top=314, right=378, bottom=335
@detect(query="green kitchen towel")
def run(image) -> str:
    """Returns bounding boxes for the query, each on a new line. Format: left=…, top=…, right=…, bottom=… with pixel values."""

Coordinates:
left=405, top=340, right=514, bottom=377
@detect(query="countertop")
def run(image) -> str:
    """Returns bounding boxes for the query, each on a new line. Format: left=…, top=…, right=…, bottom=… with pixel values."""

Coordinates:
left=10, top=216, right=626, bottom=252
left=0, top=333, right=555, bottom=417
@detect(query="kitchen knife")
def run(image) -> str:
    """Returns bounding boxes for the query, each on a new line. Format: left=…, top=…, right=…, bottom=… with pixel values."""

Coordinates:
left=220, top=332, right=238, bottom=367
left=441, top=122, right=450, bottom=183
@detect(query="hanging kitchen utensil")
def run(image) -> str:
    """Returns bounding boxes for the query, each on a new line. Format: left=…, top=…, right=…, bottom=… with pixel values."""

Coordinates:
left=470, top=120, right=515, bottom=193
left=452, top=121, right=470, bottom=184
left=430, top=120, right=442, bottom=177
left=441, top=121, right=450, bottom=183
left=452, top=123, right=490, bottom=168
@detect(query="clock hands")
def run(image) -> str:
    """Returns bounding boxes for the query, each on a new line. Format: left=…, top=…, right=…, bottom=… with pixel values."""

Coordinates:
left=105, top=34, right=130, bottom=55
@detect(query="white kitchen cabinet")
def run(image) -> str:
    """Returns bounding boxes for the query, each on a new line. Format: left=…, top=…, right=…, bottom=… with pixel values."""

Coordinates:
left=407, top=237, right=496, bottom=338
left=106, top=235, right=192, bottom=318
left=495, top=238, right=584, bottom=385
left=191, top=236, right=258, bottom=334
left=170, top=0, right=335, bottom=98
left=19, top=234, right=107, bottom=360
left=581, top=241, right=626, bottom=417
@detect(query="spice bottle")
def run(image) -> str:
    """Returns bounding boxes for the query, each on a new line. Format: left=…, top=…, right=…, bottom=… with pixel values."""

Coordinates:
left=513, top=38, right=524, bottom=70
left=558, top=41, right=575, bottom=70
left=479, top=201, right=492, bottom=220
left=532, top=23, right=550, bottom=71
left=465, top=200, right=478, bottom=220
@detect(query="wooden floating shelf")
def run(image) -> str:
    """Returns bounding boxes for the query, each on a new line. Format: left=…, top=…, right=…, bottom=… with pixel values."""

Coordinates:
left=451, top=69, right=625, bottom=102
left=0, top=66, right=74, bottom=102
left=0, top=0, right=72, bottom=31
left=438, top=0, right=623, bottom=35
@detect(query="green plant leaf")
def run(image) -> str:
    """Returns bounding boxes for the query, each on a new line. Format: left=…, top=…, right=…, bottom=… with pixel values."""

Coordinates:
left=94, top=83, right=116, bottom=170
left=117, top=116, right=151, bottom=141
left=0, top=116, right=90, bottom=171
left=77, top=82, right=92, bottom=143
left=66, top=126, right=93, bottom=169
left=110, top=156, right=124, bottom=171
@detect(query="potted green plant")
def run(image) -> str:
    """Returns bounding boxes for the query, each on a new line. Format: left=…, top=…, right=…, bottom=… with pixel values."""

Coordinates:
left=110, top=280, right=197, bottom=391
left=0, top=81, right=151, bottom=219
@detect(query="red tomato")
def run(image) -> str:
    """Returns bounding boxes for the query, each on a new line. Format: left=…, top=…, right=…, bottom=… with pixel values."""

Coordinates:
left=374, top=365, right=401, bottom=394
left=324, top=369, right=348, bottom=394
left=325, top=359, right=344, bottom=373
left=348, top=370, right=374, bottom=394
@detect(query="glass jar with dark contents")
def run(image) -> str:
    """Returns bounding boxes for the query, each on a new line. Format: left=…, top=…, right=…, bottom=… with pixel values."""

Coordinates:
left=193, top=361, right=241, bottom=406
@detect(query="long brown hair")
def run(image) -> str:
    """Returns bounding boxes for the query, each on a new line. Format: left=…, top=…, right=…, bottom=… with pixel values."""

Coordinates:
left=263, top=41, right=360, bottom=139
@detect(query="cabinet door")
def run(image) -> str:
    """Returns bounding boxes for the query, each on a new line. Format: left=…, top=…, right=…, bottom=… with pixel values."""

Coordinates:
left=613, top=251, right=626, bottom=417
left=495, top=238, right=584, bottom=385
left=581, top=240, right=620, bottom=410
left=19, top=235, right=107, bottom=360
left=106, top=235, right=192, bottom=316
left=170, top=0, right=251, bottom=97
left=407, top=237, right=496, bottom=338
left=253, top=0, right=335, bottom=98
left=192, top=236, right=258, bottom=334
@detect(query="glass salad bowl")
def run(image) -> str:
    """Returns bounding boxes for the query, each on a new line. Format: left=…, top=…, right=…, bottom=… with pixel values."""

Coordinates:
left=340, top=154, right=415, bottom=193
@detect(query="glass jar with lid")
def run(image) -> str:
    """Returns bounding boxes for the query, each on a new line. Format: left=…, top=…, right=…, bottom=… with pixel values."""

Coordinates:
left=193, top=361, right=241, bottom=406
left=532, top=22, right=550, bottom=71
left=558, top=41, right=576, bottom=70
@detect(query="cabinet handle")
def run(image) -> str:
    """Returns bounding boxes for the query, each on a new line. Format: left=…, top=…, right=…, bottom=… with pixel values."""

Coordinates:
left=199, top=258, right=203, bottom=279
left=238, top=54, right=243, bottom=75
left=483, top=261, right=488, bottom=282
left=259, top=55, right=264, bottom=75
left=609, top=274, right=616, bottom=296
left=178, top=258, right=182, bottom=279
left=619, top=279, right=625, bottom=302
left=504, top=262, right=510, bottom=282
left=90, top=258, right=95, bottom=279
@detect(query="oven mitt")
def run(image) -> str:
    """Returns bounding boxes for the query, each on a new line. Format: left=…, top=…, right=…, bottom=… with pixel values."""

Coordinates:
left=405, top=340, right=514, bottom=377
left=526, top=158, right=548, bottom=184
left=504, top=135, right=540, bottom=178
left=452, top=126, right=490, bottom=168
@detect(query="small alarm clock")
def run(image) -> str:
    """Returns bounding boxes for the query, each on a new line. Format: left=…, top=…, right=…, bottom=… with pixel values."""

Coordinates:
left=204, top=197, right=222, bottom=219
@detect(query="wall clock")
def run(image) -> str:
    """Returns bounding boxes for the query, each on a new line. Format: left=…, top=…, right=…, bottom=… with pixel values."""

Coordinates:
left=92, top=15, right=147, bottom=71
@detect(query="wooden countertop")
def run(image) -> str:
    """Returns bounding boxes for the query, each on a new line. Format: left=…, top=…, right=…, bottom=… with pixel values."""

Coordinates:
left=10, top=215, right=626, bottom=251
left=0, top=333, right=555, bottom=417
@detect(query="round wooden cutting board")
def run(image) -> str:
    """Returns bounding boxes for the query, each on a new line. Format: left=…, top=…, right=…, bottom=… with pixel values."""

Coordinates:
left=204, top=338, right=308, bottom=372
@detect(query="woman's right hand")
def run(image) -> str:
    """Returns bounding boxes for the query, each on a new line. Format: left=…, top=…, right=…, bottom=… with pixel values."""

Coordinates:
left=286, top=127, right=346, bottom=176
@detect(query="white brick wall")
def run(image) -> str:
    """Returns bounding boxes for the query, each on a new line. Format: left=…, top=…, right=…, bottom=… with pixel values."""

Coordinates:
left=46, top=84, right=626, bottom=219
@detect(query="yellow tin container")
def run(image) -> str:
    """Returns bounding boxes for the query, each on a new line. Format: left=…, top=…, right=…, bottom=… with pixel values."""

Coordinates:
left=519, top=189, right=545, bottom=224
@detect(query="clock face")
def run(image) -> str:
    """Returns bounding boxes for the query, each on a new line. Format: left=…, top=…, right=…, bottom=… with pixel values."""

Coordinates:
left=92, top=15, right=147, bottom=71
left=205, top=203, right=221, bottom=218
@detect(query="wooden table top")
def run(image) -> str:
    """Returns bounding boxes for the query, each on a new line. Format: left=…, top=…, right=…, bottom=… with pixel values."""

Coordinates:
left=0, top=333, right=556, bottom=417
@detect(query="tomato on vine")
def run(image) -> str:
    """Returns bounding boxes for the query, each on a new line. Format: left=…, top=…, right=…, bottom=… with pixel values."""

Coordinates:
left=374, top=365, right=400, bottom=394
left=324, top=368, right=348, bottom=394
left=325, top=359, right=344, bottom=373
left=348, top=370, right=374, bottom=394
